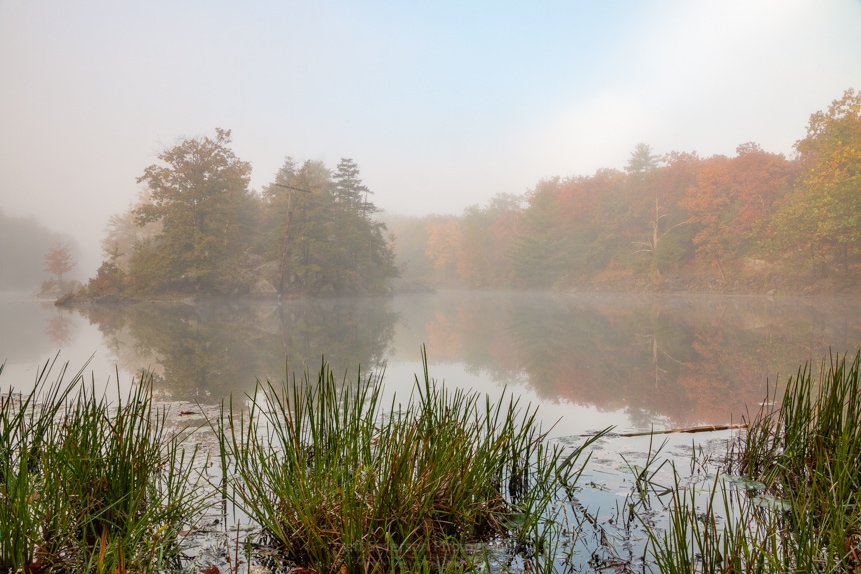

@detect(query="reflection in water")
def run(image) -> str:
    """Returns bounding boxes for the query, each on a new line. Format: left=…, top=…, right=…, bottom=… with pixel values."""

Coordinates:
left=392, top=293, right=861, bottom=428
left=45, top=310, right=75, bottom=345
left=75, top=299, right=399, bottom=402
left=66, top=293, right=861, bottom=428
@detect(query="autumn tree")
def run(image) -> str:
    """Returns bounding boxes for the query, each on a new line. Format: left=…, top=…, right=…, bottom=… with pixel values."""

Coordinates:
left=684, top=145, right=796, bottom=280
left=772, top=88, right=861, bottom=272
left=131, top=128, right=255, bottom=294
left=625, top=143, right=691, bottom=278
left=425, top=216, right=463, bottom=285
left=44, top=242, right=75, bottom=281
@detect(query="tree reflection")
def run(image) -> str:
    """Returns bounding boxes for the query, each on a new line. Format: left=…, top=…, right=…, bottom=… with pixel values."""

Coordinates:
left=45, top=310, right=75, bottom=346
left=418, top=294, right=861, bottom=428
left=73, top=293, right=861, bottom=425
left=75, top=299, right=398, bottom=402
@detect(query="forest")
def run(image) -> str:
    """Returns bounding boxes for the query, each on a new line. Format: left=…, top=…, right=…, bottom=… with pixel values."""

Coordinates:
left=388, top=89, right=861, bottom=294
left=80, top=89, right=860, bottom=299
left=83, top=129, right=398, bottom=298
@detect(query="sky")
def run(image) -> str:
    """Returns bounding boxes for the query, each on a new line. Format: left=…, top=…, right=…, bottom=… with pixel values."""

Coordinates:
left=1, top=0, right=861, bottom=278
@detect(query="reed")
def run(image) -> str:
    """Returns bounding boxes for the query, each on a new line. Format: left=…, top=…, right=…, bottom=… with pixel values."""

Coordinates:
left=0, top=358, right=78, bottom=571
left=644, top=351, right=861, bottom=572
left=0, top=360, right=207, bottom=573
left=216, top=349, right=605, bottom=573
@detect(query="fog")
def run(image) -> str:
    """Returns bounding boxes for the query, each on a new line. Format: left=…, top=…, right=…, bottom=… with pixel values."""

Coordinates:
left=1, top=0, right=860, bottom=279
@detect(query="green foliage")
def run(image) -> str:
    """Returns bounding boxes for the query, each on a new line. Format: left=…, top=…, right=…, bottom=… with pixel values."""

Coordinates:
left=215, top=350, right=606, bottom=572
left=92, top=137, right=397, bottom=297
left=509, top=180, right=571, bottom=287
left=0, top=359, right=206, bottom=573
left=261, top=157, right=398, bottom=295
left=132, top=128, right=255, bottom=294
left=644, top=352, right=861, bottom=573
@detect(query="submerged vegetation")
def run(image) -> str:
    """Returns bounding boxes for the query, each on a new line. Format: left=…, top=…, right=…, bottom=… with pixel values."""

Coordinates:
left=2, top=349, right=861, bottom=572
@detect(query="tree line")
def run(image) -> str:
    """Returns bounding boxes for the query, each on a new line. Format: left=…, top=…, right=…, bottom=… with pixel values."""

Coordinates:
left=388, top=89, right=861, bottom=292
left=85, top=129, right=398, bottom=298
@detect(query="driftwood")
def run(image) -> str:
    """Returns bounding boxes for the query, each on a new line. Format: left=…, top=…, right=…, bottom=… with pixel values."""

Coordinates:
left=584, top=423, right=748, bottom=438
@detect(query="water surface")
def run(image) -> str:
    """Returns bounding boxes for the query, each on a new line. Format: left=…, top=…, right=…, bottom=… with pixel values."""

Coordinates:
left=3, top=291, right=860, bottom=438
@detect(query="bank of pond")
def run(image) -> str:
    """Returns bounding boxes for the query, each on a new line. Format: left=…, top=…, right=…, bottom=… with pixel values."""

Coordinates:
left=1, top=350, right=860, bottom=573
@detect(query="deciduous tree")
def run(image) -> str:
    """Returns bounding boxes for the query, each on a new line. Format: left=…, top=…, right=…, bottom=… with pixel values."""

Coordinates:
left=772, top=89, right=861, bottom=271
left=44, top=242, right=75, bottom=281
left=132, top=128, right=254, bottom=293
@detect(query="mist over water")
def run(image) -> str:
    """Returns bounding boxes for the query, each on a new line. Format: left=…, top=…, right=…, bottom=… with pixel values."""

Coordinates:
left=3, top=292, right=860, bottom=437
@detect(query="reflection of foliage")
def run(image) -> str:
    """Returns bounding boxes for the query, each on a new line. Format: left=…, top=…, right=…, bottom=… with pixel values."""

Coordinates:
left=74, top=300, right=398, bottom=403
left=73, top=294, right=861, bottom=425
left=45, top=311, right=75, bottom=345
left=418, top=294, right=861, bottom=427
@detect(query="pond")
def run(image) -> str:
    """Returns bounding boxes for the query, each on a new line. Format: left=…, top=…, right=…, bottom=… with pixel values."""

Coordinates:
left=3, top=291, right=861, bottom=571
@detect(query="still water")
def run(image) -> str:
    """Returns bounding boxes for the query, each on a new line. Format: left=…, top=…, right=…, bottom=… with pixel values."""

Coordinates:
left=3, top=290, right=861, bottom=438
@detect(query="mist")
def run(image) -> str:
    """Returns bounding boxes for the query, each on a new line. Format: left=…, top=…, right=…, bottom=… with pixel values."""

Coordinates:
left=1, top=1, right=860, bottom=281
left=0, top=210, right=80, bottom=292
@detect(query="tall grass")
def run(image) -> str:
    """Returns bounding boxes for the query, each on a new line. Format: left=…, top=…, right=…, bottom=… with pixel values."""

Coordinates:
left=217, top=349, right=605, bottom=573
left=0, top=359, right=207, bottom=573
left=644, top=351, right=861, bottom=573
left=0, top=358, right=78, bottom=570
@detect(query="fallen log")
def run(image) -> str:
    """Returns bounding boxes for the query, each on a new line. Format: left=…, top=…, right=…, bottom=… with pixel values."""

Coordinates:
left=584, top=423, right=748, bottom=438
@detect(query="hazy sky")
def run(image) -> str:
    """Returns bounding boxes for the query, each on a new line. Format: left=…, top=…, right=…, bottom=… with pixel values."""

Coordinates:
left=2, top=0, right=860, bottom=277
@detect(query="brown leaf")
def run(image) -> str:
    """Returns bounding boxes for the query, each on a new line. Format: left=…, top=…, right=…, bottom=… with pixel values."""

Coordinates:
left=200, top=566, right=220, bottom=574
left=179, top=410, right=198, bottom=416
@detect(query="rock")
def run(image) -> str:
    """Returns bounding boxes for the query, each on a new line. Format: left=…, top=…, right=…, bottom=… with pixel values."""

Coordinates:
left=250, top=278, right=278, bottom=295
left=95, top=294, right=121, bottom=305
left=54, top=293, right=75, bottom=307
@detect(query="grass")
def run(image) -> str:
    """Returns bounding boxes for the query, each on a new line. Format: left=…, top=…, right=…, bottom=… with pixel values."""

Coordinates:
left=639, top=351, right=861, bottom=573
left=6, top=348, right=859, bottom=572
left=215, top=348, right=606, bottom=573
left=0, top=357, right=206, bottom=573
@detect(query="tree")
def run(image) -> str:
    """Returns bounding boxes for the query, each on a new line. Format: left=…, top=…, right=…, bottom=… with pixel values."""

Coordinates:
left=772, top=89, right=861, bottom=271
left=332, top=157, right=372, bottom=213
left=44, top=242, right=75, bottom=281
left=132, top=128, right=254, bottom=293
left=101, top=191, right=162, bottom=272
left=683, top=145, right=795, bottom=280
left=262, top=157, right=398, bottom=294
left=626, top=142, right=661, bottom=178
left=625, top=144, right=689, bottom=278
left=425, top=216, right=463, bottom=284
left=509, top=179, right=571, bottom=287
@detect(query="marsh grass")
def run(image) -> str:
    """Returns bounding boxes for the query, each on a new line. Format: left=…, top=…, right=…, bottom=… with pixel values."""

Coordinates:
left=642, top=351, right=861, bottom=573
left=216, top=349, right=605, bottom=573
left=0, top=358, right=207, bottom=573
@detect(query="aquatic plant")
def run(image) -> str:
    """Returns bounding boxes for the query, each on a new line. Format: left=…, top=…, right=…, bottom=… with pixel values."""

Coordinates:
left=0, top=359, right=207, bottom=573
left=643, top=351, right=861, bottom=572
left=216, top=348, right=605, bottom=573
